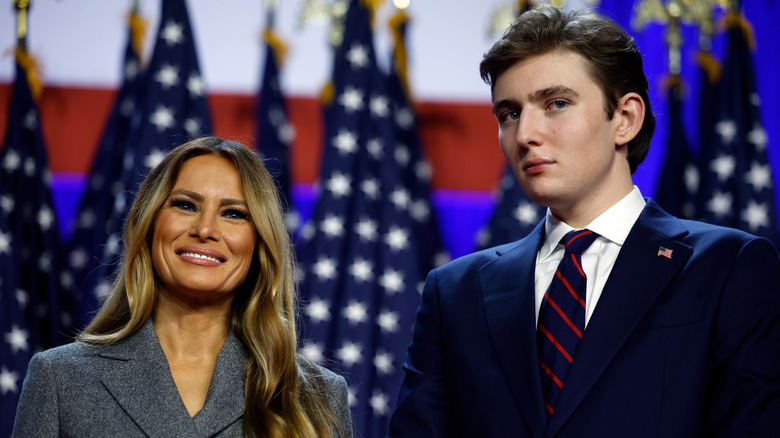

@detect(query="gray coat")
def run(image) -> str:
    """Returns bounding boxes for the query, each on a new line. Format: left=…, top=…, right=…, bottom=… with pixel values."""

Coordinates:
left=13, top=320, right=354, bottom=437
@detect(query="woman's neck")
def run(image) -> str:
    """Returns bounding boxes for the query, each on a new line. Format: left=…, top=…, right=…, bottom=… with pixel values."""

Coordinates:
left=152, top=291, right=231, bottom=361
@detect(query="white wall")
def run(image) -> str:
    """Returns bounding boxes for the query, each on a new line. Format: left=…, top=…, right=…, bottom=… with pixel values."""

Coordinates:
left=0, top=0, right=549, bottom=102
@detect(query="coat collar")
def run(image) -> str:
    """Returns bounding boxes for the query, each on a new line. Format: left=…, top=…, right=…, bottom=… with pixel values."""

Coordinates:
left=98, top=319, right=247, bottom=437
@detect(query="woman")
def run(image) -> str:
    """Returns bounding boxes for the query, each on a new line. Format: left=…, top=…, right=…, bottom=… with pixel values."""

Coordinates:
left=13, top=137, right=353, bottom=437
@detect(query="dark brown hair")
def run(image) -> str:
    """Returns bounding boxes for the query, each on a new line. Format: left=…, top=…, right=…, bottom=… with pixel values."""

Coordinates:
left=480, top=4, right=655, bottom=173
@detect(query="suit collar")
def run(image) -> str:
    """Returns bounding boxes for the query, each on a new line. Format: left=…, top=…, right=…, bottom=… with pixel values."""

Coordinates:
left=479, top=220, right=547, bottom=437
left=544, top=199, right=692, bottom=437
left=98, top=319, right=246, bottom=437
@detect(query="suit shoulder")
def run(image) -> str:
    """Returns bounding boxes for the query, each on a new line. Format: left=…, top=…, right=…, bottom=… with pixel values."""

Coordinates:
left=32, top=340, right=101, bottom=364
left=437, top=240, right=522, bottom=273
left=679, top=219, right=777, bottom=252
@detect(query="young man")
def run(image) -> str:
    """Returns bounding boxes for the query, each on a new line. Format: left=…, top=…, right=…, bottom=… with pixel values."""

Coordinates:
left=388, top=5, right=780, bottom=437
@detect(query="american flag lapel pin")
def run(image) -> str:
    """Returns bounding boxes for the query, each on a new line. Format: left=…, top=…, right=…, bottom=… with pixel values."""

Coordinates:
left=657, top=246, right=673, bottom=259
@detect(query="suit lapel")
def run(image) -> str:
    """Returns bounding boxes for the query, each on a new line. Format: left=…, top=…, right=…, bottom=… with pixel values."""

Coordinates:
left=545, top=200, right=693, bottom=437
left=479, top=221, right=546, bottom=437
left=99, top=320, right=199, bottom=437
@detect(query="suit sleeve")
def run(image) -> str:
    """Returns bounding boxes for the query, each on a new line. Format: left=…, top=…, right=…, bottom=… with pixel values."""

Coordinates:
left=388, top=269, right=450, bottom=437
left=12, top=352, right=60, bottom=437
left=705, top=236, right=780, bottom=437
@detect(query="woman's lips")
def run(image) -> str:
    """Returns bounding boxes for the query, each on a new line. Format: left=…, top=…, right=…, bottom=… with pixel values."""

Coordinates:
left=176, top=247, right=226, bottom=266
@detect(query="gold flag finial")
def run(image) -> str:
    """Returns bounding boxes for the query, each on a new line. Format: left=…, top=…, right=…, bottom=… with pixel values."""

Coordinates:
left=128, top=0, right=147, bottom=60
left=15, top=0, right=30, bottom=48
left=632, top=0, right=724, bottom=76
left=14, top=0, right=42, bottom=100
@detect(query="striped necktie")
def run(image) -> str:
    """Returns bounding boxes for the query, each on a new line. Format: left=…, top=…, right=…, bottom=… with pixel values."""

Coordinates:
left=537, top=229, right=598, bottom=417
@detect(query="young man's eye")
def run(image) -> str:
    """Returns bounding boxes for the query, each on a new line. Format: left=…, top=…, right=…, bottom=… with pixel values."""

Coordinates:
left=500, top=110, right=520, bottom=122
left=548, top=99, right=569, bottom=110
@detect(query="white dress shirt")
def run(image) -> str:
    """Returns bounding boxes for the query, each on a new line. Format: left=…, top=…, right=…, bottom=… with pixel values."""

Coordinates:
left=534, top=186, right=646, bottom=327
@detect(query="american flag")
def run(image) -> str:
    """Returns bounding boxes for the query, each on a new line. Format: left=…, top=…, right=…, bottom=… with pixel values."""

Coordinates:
left=297, top=1, right=430, bottom=435
left=386, top=10, right=448, bottom=279
left=476, top=164, right=546, bottom=249
left=0, top=50, right=74, bottom=435
left=655, top=76, right=699, bottom=220
left=693, top=48, right=720, bottom=219
left=68, top=5, right=146, bottom=327
left=256, top=22, right=296, bottom=230
left=697, top=13, right=779, bottom=246
left=67, top=0, right=212, bottom=314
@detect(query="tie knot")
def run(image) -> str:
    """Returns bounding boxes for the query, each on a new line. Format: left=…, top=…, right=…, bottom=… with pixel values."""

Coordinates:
left=563, top=230, right=598, bottom=255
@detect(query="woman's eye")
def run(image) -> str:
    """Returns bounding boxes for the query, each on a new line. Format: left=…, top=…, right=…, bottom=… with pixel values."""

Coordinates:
left=223, top=208, right=250, bottom=221
left=170, top=199, right=196, bottom=211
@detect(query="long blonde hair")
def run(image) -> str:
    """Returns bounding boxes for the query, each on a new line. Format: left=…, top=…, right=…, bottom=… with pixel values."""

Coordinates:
left=79, top=137, right=345, bottom=437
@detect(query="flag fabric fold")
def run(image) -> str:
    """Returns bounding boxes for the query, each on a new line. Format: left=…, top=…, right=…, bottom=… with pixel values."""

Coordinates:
left=0, top=50, right=74, bottom=436
left=256, top=24, right=296, bottom=229
left=655, top=76, right=699, bottom=219
left=698, top=12, right=779, bottom=246
left=386, top=10, right=448, bottom=277
left=68, top=6, right=146, bottom=326
left=297, top=1, right=428, bottom=435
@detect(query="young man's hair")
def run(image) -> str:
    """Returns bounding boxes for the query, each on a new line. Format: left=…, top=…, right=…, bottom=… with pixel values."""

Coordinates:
left=480, top=4, right=655, bottom=173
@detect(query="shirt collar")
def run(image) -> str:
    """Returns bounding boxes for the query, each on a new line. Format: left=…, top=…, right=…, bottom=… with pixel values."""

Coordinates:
left=540, top=186, right=646, bottom=259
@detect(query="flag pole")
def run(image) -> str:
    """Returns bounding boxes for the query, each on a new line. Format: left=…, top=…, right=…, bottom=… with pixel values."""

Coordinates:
left=15, top=0, right=29, bottom=50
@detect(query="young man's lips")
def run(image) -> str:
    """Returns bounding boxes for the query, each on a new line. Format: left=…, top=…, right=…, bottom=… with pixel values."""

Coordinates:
left=523, top=158, right=554, bottom=175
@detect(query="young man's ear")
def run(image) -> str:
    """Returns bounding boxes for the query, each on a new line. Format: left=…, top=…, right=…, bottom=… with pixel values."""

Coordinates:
left=613, top=92, right=645, bottom=146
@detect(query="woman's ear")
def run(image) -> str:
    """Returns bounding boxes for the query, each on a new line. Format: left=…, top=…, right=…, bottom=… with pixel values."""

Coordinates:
left=613, top=92, right=645, bottom=146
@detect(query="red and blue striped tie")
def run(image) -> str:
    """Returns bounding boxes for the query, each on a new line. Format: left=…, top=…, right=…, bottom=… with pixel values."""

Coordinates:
left=537, top=229, right=598, bottom=417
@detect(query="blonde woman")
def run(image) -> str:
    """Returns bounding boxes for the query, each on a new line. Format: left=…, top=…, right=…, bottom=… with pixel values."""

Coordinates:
left=14, top=137, right=353, bottom=437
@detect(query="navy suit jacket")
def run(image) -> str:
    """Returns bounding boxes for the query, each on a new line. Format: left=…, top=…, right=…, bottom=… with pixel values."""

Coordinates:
left=389, top=200, right=780, bottom=438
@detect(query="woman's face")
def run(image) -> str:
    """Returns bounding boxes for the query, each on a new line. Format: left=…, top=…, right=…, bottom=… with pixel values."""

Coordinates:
left=152, top=154, right=258, bottom=301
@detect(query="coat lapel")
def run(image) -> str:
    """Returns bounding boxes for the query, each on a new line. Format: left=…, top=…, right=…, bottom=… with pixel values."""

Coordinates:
left=192, top=333, right=246, bottom=436
left=479, top=221, right=547, bottom=437
left=99, top=320, right=199, bottom=437
left=545, top=200, right=693, bottom=437
left=98, top=320, right=247, bottom=437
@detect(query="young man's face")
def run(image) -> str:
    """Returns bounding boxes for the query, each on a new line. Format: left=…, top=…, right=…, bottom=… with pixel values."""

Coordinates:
left=492, top=49, right=635, bottom=224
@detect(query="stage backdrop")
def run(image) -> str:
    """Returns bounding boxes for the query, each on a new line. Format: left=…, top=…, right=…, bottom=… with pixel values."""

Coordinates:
left=1, top=0, right=778, bottom=258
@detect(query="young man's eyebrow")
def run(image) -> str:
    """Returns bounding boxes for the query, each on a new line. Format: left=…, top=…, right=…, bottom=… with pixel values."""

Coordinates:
left=492, top=86, right=580, bottom=115
left=492, top=98, right=519, bottom=115
left=529, top=85, right=580, bottom=102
